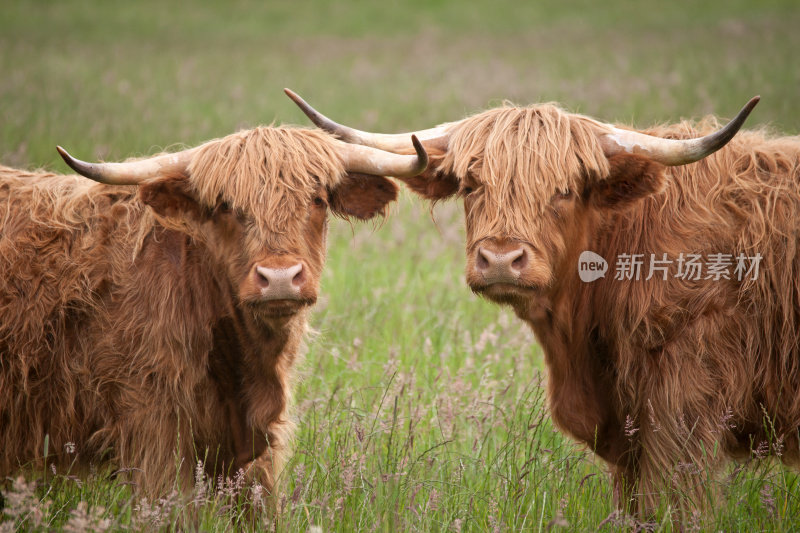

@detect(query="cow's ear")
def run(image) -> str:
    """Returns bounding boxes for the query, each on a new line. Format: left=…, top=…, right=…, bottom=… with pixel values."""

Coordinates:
left=591, top=153, right=667, bottom=210
left=139, top=173, right=206, bottom=221
left=329, top=173, right=399, bottom=220
left=396, top=155, right=459, bottom=201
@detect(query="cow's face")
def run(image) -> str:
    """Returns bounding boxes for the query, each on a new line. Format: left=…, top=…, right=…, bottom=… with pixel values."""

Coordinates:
left=458, top=155, right=665, bottom=310
left=59, top=126, right=426, bottom=322
left=135, top=128, right=400, bottom=321
left=140, top=172, right=396, bottom=320
left=401, top=106, right=666, bottom=309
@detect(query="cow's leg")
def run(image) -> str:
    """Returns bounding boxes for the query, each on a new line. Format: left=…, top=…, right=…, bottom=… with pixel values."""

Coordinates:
left=239, top=422, right=294, bottom=520
left=239, top=368, right=295, bottom=514
left=112, top=390, right=198, bottom=495
left=228, top=399, right=268, bottom=471
left=608, top=459, right=639, bottom=515
left=634, top=420, right=719, bottom=524
left=627, top=361, right=727, bottom=520
left=600, top=417, right=715, bottom=525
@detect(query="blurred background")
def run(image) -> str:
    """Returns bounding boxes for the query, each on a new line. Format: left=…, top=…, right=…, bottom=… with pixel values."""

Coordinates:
left=2, top=0, right=797, bottom=169
left=2, top=0, right=799, bottom=529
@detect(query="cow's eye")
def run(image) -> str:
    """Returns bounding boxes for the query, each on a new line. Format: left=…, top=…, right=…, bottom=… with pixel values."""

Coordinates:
left=313, top=196, right=325, bottom=207
left=462, top=187, right=474, bottom=196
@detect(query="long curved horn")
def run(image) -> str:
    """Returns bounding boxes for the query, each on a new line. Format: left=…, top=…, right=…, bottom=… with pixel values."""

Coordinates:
left=285, top=88, right=451, bottom=153
left=56, top=146, right=199, bottom=185
left=338, top=134, right=428, bottom=177
left=599, top=96, right=760, bottom=166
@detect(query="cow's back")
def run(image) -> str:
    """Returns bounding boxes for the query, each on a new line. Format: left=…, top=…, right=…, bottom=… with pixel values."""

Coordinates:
left=588, top=130, right=800, bottom=463
left=0, top=167, right=144, bottom=473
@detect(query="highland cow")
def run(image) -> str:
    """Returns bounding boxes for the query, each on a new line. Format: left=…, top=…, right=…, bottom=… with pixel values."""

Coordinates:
left=0, top=125, right=426, bottom=496
left=289, top=90, right=800, bottom=514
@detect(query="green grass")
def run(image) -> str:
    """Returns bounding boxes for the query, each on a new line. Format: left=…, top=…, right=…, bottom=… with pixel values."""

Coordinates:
left=2, top=0, right=800, bottom=530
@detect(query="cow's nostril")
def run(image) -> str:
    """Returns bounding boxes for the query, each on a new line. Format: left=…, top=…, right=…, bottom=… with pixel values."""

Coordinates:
left=511, top=249, right=528, bottom=270
left=256, top=268, right=270, bottom=287
left=292, top=266, right=305, bottom=287
left=477, top=247, right=490, bottom=270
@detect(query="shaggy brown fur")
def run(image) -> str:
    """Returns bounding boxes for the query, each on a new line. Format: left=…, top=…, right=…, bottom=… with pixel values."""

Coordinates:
left=0, top=126, right=398, bottom=497
left=402, top=104, right=800, bottom=516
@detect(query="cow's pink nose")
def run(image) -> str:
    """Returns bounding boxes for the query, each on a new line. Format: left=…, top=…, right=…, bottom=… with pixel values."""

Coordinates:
left=254, top=263, right=305, bottom=300
left=475, top=246, right=528, bottom=284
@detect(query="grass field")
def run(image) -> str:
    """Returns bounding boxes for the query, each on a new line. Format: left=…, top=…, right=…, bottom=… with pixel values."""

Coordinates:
left=2, top=0, right=800, bottom=530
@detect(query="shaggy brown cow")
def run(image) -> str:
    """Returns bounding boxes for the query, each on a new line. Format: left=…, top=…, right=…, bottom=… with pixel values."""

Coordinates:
left=0, top=125, right=426, bottom=497
left=289, top=91, right=800, bottom=514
